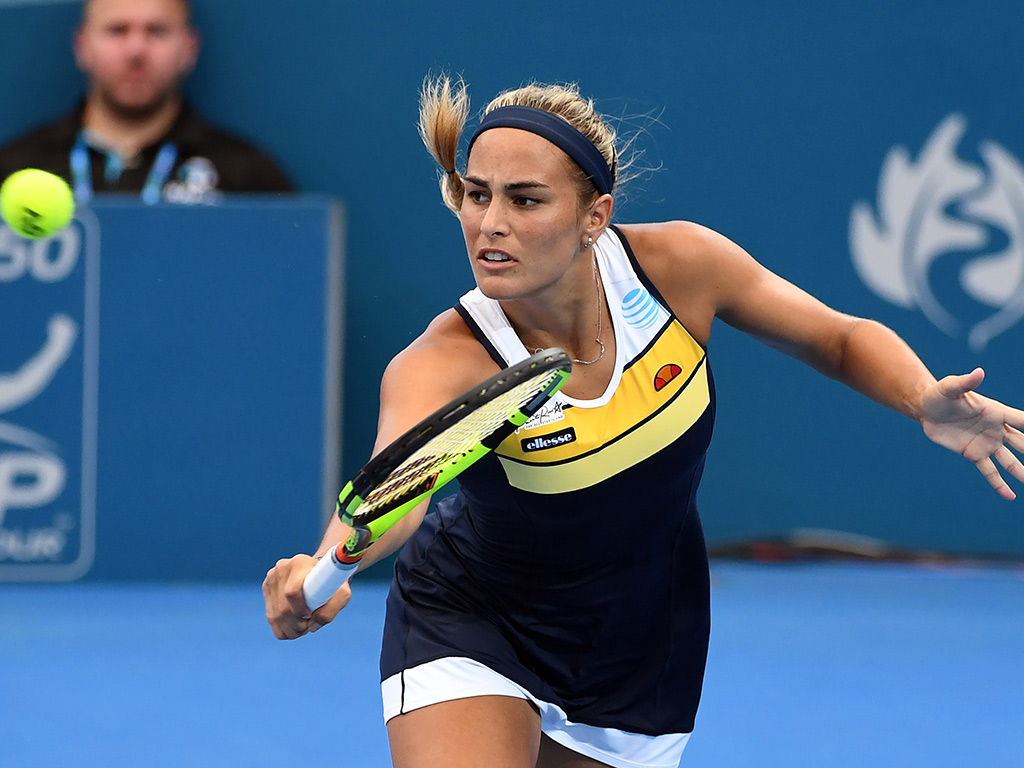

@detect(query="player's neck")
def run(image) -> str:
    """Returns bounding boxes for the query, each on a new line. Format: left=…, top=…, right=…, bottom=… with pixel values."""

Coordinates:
left=82, top=94, right=182, bottom=158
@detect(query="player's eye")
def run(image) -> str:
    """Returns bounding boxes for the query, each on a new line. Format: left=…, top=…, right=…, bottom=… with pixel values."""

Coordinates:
left=512, top=196, right=540, bottom=207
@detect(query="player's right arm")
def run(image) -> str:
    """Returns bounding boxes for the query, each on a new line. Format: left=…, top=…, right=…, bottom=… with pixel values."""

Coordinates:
left=262, top=310, right=496, bottom=640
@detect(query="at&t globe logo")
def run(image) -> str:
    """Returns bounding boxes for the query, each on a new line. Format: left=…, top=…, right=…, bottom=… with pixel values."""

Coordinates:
left=849, top=114, right=1024, bottom=352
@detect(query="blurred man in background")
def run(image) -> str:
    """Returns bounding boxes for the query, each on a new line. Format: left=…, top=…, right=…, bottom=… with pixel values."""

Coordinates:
left=0, top=0, right=293, bottom=203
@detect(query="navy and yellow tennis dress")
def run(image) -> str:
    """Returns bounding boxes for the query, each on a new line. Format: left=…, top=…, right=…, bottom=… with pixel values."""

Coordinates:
left=380, top=226, right=715, bottom=768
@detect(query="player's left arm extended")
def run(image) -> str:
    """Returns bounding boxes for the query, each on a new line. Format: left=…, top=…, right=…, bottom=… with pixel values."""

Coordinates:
left=730, top=268, right=1024, bottom=500
left=699, top=230, right=1024, bottom=499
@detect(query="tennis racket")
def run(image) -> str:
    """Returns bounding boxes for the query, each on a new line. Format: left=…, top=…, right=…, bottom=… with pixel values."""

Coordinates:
left=302, top=347, right=572, bottom=610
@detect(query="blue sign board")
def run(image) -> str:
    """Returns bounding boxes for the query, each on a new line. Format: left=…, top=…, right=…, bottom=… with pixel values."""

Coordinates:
left=0, top=197, right=343, bottom=581
left=0, top=210, right=99, bottom=579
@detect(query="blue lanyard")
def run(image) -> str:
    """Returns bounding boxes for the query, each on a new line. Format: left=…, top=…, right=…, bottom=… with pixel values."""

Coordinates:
left=70, top=132, right=179, bottom=204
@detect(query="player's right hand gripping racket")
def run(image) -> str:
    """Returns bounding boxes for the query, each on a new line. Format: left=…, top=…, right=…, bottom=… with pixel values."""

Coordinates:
left=302, top=348, right=571, bottom=610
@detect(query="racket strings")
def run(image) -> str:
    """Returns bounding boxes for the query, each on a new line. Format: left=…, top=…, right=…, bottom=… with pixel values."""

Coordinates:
left=356, top=371, right=559, bottom=516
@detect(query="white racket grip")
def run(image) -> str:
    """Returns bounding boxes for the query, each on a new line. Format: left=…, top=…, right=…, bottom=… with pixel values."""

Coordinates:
left=302, top=547, right=358, bottom=611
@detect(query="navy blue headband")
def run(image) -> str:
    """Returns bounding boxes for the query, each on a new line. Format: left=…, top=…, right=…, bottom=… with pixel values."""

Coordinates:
left=467, top=105, right=614, bottom=195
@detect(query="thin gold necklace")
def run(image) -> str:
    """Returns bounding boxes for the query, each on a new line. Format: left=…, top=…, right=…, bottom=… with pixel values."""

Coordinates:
left=532, top=257, right=606, bottom=366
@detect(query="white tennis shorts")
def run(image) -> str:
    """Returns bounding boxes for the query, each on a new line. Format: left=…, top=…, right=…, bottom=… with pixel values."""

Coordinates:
left=382, top=656, right=691, bottom=768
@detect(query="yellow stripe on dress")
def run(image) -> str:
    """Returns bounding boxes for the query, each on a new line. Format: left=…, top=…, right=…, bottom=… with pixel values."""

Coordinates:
left=497, top=357, right=711, bottom=494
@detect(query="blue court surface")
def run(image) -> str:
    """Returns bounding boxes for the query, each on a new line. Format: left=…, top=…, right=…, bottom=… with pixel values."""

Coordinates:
left=1, top=561, right=1021, bottom=767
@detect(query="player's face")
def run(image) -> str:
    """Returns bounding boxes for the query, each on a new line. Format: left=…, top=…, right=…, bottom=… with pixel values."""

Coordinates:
left=75, top=0, right=198, bottom=118
left=460, top=128, right=592, bottom=304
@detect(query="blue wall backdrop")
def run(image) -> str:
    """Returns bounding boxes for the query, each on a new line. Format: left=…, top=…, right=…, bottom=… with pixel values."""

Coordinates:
left=1, top=0, right=1022, bottom=576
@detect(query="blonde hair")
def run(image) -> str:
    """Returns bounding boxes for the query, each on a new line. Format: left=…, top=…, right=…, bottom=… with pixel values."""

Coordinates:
left=418, top=74, right=621, bottom=215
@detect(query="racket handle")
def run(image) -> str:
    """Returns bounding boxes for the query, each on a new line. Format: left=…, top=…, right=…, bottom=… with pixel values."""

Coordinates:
left=302, top=546, right=358, bottom=611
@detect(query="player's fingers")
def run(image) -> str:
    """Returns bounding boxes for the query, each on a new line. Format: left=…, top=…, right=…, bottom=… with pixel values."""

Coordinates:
left=265, top=602, right=311, bottom=640
left=261, top=558, right=288, bottom=596
left=285, top=591, right=312, bottom=621
left=310, top=581, right=352, bottom=631
left=263, top=564, right=292, bottom=638
left=267, top=584, right=314, bottom=639
left=282, top=556, right=319, bottom=619
left=1005, top=426, right=1024, bottom=454
left=1003, top=423, right=1024, bottom=448
left=262, top=557, right=319, bottom=638
left=937, top=368, right=985, bottom=399
left=274, top=616, right=313, bottom=640
left=994, top=445, right=1024, bottom=486
left=287, top=616, right=314, bottom=639
left=975, top=455, right=1016, bottom=501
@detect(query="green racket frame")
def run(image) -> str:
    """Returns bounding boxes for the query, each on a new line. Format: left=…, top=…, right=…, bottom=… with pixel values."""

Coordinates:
left=334, top=348, right=571, bottom=563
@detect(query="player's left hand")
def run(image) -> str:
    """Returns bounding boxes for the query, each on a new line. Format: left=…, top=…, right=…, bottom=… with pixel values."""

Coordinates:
left=919, top=368, right=1024, bottom=500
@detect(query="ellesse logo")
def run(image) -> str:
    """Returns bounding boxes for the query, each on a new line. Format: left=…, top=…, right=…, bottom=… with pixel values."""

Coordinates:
left=521, top=427, right=577, bottom=452
left=654, top=363, right=682, bottom=391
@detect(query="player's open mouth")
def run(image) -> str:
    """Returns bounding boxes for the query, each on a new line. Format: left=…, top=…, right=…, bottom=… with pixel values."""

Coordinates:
left=481, top=251, right=512, bottom=262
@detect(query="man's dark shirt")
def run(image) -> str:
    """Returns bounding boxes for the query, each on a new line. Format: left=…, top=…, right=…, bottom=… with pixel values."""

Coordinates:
left=0, top=102, right=293, bottom=200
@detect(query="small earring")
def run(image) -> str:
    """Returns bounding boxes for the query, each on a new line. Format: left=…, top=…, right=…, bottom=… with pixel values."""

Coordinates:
left=584, top=236, right=593, bottom=249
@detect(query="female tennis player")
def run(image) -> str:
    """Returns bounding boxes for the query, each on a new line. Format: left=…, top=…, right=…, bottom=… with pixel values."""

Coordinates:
left=263, top=75, right=1024, bottom=768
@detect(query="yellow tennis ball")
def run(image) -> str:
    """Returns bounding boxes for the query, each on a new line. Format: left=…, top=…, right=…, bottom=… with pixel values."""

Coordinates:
left=0, top=168, right=75, bottom=239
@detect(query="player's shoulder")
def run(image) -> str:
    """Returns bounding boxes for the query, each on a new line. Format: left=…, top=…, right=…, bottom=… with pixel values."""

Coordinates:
left=616, top=220, right=732, bottom=255
left=617, top=220, right=754, bottom=278
left=382, top=309, right=499, bottom=399
left=614, top=220, right=759, bottom=340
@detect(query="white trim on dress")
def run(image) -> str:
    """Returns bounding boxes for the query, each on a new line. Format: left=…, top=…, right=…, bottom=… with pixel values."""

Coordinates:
left=382, top=656, right=690, bottom=768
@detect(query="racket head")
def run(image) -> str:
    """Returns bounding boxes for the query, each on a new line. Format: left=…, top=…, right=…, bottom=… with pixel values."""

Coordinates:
left=338, top=347, right=571, bottom=532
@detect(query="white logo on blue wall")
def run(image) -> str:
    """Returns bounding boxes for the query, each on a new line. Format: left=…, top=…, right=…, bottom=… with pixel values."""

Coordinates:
left=0, top=216, right=97, bottom=575
left=0, top=313, right=77, bottom=549
left=850, top=114, right=1024, bottom=352
left=621, top=288, right=661, bottom=329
